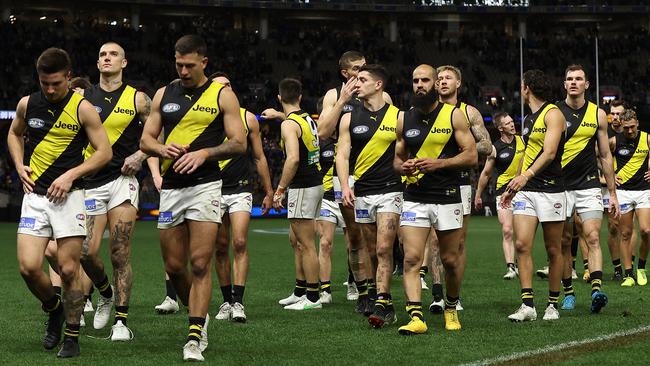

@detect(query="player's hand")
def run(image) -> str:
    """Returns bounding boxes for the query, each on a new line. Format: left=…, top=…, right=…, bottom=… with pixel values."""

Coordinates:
left=272, top=187, right=286, bottom=210
left=474, top=195, right=483, bottom=211
left=17, top=165, right=35, bottom=193
left=615, top=174, right=622, bottom=186
left=261, top=192, right=273, bottom=215
left=159, top=143, right=187, bottom=160
left=506, top=174, right=528, bottom=194
left=261, top=108, right=285, bottom=121
left=401, top=159, right=418, bottom=176
left=608, top=194, right=621, bottom=219
left=121, top=152, right=145, bottom=176
left=152, top=175, right=163, bottom=192
left=342, top=187, right=356, bottom=209
left=47, top=172, right=74, bottom=204
left=500, top=191, right=513, bottom=209
left=173, top=149, right=208, bottom=174
left=644, top=169, right=650, bottom=183
left=338, top=77, right=358, bottom=104
left=414, top=158, right=444, bottom=173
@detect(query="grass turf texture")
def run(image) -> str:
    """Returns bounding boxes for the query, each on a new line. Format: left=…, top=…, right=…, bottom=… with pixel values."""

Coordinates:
left=0, top=217, right=648, bottom=365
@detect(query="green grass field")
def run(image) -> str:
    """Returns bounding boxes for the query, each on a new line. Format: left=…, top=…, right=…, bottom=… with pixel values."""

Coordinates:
left=0, top=217, right=648, bottom=365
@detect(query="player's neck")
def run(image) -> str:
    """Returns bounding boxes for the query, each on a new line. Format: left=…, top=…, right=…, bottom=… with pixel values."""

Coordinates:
left=363, top=93, right=385, bottom=112
left=100, top=73, right=123, bottom=92
left=527, top=96, right=546, bottom=114
left=281, top=103, right=301, bottom=116
left=439, top=93, right=458, bottom=106
left=417, top=101, right=439, bottom=115
left=500, top=133, right=514, bottom=144
left=565, top=95, right=586, bottom=110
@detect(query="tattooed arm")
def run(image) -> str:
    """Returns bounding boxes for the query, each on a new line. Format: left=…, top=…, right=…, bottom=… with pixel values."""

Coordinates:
left=122, top=91, right=153, bottom=176
left=467, top=105, right=492, bottom=157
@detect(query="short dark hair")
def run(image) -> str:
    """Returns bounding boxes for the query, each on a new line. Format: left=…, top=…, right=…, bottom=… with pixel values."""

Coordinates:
left=523, top=69, right=553, bottom=102
left=339, top=51, right=364, bottom=70
left=209, top=71, right=230, bottom=81
left=610, top=99, right=627, bottom=109
left=36, top=47, right=71, bottom=74
left=279, top=78, right=302, bottom=104
left=620, top=109, right=637, bottom=122
left=565, top=64, right=588, bottom=81
left=70, top=77, right=92, bottom=90
left=493, top=111, right=509, bottom=128
left=175, top=35, right=207, bottom=56
left=359, top=64, right=389, bottom=88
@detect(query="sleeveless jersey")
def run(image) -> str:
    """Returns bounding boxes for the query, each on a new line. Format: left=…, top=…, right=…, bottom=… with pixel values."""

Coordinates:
left=83, top=83, right=142, bottom=188
left=455, top=101, right=472, bottom=186
left=403, top=103, right=460, bottom=204
left=319, top=137, right=336, bottom=201
left=219, top=108, right=252, bottom=195
left=614, top=131, right=650, bottom=191
left=159, top=80, right=224, bottom=189
left=335, top=84, right=364, bottom=123
left=349, top=103, right=401, bottom=197
left=24, top=90, right=87, bottom=195
left=493, top=135, right=525, bottom=196
left=521, top=102, right=565, bottom=193
left=285, top=110, right=321, bottom=188
left=558, top=100, right=600, bottom=190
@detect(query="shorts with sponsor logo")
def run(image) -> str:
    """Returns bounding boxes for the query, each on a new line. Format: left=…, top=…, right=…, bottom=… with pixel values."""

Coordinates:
left=601, top=187, right=610, bottom=208
left=158, top=181, right=222, bottom=229
left=460, top=185, right=472, bottom=215
left=496, top=194, right=512, bottom=211
left=317, top=198, right=346, bottom=228
left=333, top=176, right=355, bottom=204
left=512, top=191, right=566, bottom=223
left=18, top=190, right=86, bottom=239
left=220, top=192, right=253, bottom=215
left=354, top=192, right=403, bottom=224
left=85, top=175, right=139, bottom=215
left=288, top=185, right=323, bottom=219
left=565, top=188, right=603, bottom=218
left=618, top=189, right=650, bottom=215
left=400, top=200, right=463, bottom=231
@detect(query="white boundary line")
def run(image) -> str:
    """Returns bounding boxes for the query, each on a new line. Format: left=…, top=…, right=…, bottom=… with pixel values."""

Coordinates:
left=460, top=325, right=650, bottom=366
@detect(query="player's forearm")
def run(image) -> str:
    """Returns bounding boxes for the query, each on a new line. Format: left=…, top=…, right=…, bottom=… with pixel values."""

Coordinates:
left=599, top=154, right=617, bottom=196
left=146, top=156, right=161, bottom=178
left=68, top=148, right=112, bottom=180
left=476, top=173, right=489, bottom=197
left=527, top=149, right=556, bottom=177
left=129, top=150, right=149, bottom=163
left=277, top=158, right=299, bottom=189
left=318, top=108, right=342, bottom=140
left=7, top=132, right=25, bottom=169
left=335, top=156, right=351, bottom=190
left=203, top=138, right=246, bottom=161
left=140, top=134, right=164, bottom=157
left=440, top=147, right=477, bottom=170
left=254, top=156, right=274, bottom=195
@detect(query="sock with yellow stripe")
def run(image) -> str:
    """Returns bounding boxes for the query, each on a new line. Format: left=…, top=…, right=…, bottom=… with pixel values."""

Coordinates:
left=547, top=291, right=560, bottom=308
left=115, top=306, right=128, bottom=325
left=583, top=260, right=589, bottom=271
left=320, top=280, right=331, bottom=294
left=355, top=280, right=368, bottom=297
left=521, top=288, right=534, bottom=307
left=406, top=301, right=424, bottom=320
left=367, top=280, right=377, bottom=301
left=96, top=274, right=113, bottom=299
left=42, top=294, right=62, bottom=313
left=375, top=293, right=393, bottom=310
left=306, top=283, right=320, bottom=302
left=562, top=277, right=574, bottom=297
left=590, top=271, right=603, bottom=294
left=63, top=323, right=80, bottom=343
left=187, top=317, right=205, bottom=343
left=293, top=279, right=306, bottom=297
left=419, top=266, right=428, bottom=279
left=444, top=295, right=459, bottom=310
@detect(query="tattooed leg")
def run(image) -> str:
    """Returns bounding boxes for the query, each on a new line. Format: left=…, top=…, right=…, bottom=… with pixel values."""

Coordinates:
left=80, top=214, right=109, bottom=284
left=429, top=229, right=444, bottom=285
left=57, top=236, right=85, bottom=324
left=375, top=213, right=399, bottom=294
left=108, top=203, right=137, bottom=307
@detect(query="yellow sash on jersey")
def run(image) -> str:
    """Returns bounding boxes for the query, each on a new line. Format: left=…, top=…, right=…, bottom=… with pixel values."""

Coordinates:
left=617, top=131, right=649, bottom=184
left=496, top=136, right=525, bottom=191
left=287, top=112, right=320, bottom=168
left=219, top=108, right=249, bottom=170
left=561, top=102, right=598, bottom=168
left=354, top=105, right=399, bottom=181
left=30, top=93, right=84, bottom=183
left=523, top=104, right=558, bottom=171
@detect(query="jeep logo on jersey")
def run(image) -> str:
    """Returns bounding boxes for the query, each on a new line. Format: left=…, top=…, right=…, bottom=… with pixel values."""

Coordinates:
left=405, top=129, right=420, bottom=138
left=192, top=104, right=219, bottom=114
left=353, top=125, right=369, bottom=134
left=618, top=148, right=630, bottom=156
left=532, top=127, right=547, bottom=133
left=499, top=152, right=511, bottom=159
left=27, top=118, right=45, bottom=129
left=54, top=120, right=79, bottom=131
left=113, top=106, right=135, bottom=116
left=94, top=106, right=103, bottom=114
left=162, top=103, right=181, bottom=113
left=431, top=127, right=452, bottom=134
left=379, top=125, right=395, bottom=132
left=581, top=121, right=598, bottom=128
left=322, top=150, right=334, bottom=158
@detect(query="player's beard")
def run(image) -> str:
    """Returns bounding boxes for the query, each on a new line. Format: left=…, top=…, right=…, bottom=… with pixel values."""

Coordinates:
left=411, top=89, right=438, bottom=111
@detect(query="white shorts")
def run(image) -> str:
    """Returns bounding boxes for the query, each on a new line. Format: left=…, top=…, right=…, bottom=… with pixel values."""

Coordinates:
left=565, top=187, right=603, bottom=217
left=496, top=194, right=513, bottom=211
left=85, top=175, right=139, bottom=215
left=220, top=192, right=253, bottom=215
left=618, top=189, right=650, bottom=215
left=460, top=184, right=472, bottom=216
left=317, top=198, right=346, bottom=228
left=354, top=192, right=403, bottom=224
left=601, top=187, right=610, bottom=208
left=18, top=190, right=87, bottom=239
left=512, top=191, right=566, bottom=223
left=333, top=176, right=355, bottom=204
left=288, top=185, right=323, bottom=219
left=158, top=181, right=222, bottom=229
left=400, top=200, right=463, bottom=231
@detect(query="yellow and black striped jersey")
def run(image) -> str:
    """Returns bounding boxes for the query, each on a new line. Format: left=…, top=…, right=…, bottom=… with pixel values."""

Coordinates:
left=614, top=131, right=650, bottom=191
left=558, top=100, right=600, bottom=190
left=83, top=83, right=142, bottom=188
left=159, top=80, right=225, bottom=189
left=219, top=108, right=252, bottom=195
left=349, top=103, right=401, bottom=197
left=319, top=137, right=336, bottom=201
left=24, top=90, right=87, bottom=195
left=285, top=110, right=321, bottom=188
left=493, top=136, right=525, bottom=195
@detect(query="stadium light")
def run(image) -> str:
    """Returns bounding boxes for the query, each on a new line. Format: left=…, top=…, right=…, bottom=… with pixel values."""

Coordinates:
left=39, top=16, right=46, bottom=20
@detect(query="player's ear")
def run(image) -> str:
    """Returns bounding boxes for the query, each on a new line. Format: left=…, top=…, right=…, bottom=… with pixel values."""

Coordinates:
left=584, top=80, right=590, bottom=90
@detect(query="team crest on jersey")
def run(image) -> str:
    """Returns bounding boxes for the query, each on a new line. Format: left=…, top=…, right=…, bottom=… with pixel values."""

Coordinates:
left=162, top=103, right=181, bottom=113
left=454, top=209, right=461, bottom=215
left=499, top=152, right=511, bottom=159
left=618, top=148, right=630, bottom=156
left=405, top=129, right=420, bottom=138
left=211, top=200, right=219, bottom=207
left=27, top=118, right=45, bottom=129
left=94, top=106, right=103, bottom=114
left=554, top=203, right=562, bottom=209
left=322, top=150, right=334, bottom=158
left=18, top=217, right=36, bottom=229
left=353, top=125, right=369, bottom=134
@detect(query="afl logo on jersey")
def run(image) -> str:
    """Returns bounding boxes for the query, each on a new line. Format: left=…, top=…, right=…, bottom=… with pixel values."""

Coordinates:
left=522, top=127, right=530, bottom=136
left=322, top=150, right=334, bottom=158
left=405, top=129, right=421, bottom=138
left=343, top=104, right=353, bottom=113
left=28, top=118, right=45, bottom=129
left=353, top=125, right=369, bottom=134
left=499, top=152, right=511, bottom=159
left=566, top=121, right=572, bottom=128
left=162, top=103, right=181, bottom=113
left=618, top=148, right=630, bottom=156
left=94, top=106, right=103, bottom=114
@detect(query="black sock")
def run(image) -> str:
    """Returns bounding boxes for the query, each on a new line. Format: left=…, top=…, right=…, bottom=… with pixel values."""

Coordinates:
left=625, top=268, right=634, bottom=277
left=42, top=294, right=62, bottom=313
left=444, top=295, right=459, bottom=310
left=562, top=277, right=574, bottom=297
left=63, top=323, right=80, bottom=343
left=294, top=279, right=306, bottom=297
left=572, top=258, right=576, bottom=270
left=639, top=259, right=647, bottom=270
left=96, top=274, right=113, bottom=299
left=548, top=291, right=560, bottom=308
left=419, top=266, right=428, bottom=279
left=187, top=317, right=205, bottom=343
left=431, top=283, right=443, bottom=302
left=347, top=265, right=354, bottom=284
left=115, top=306, right=128, bottom=325
left=220, top=285, right=233, bottom=304
left=306, top=283, right=320, bottom=302
left=521, top=288, right=534, bottom=308
left=355, top=280, right=368, bottom=297
left=583, top=260, right=589, bottom=271
left=406, top=301, right=424, bottom=320
left=632, top=256, right=636, bottom=271
left=613, top=259, right=622, bottom=274
left=320, top=281, right=331, bottom=294
left=507, top=262, right=515, bottom=269
left=368, top=280, right=377, bottom=300
left=53, top=286, right=62, bottom=297
left=590, top=271, right=603, bottom=294
left=232, top=285, right=245, bottom=304
left=165, top=279, right=177, bottom=300
left=376, top=293, right=393, bottom=309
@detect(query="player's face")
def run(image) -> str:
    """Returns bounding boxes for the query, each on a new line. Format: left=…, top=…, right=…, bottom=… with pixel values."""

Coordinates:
left=175, top=52, right=208, bottom=88
left=342, top=58, right=366, bottom=80
left=97, top=43, right=127, bottom=74
left=610, top=105, right=624, bottom=128
left=621, top=119, right=638, bottom=139
left=355, top=71, right=381, bottom=99
left=499, top=115, right=516, bottom=135
left=564, top=70, right=589, bottom=97
left=436, top=70, right=460, bottom=97
left=39, top=70, right=70, bottom=103
left=412, top=69, right=435, bottom=95
left=213, top=76, right=232, bottom=89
